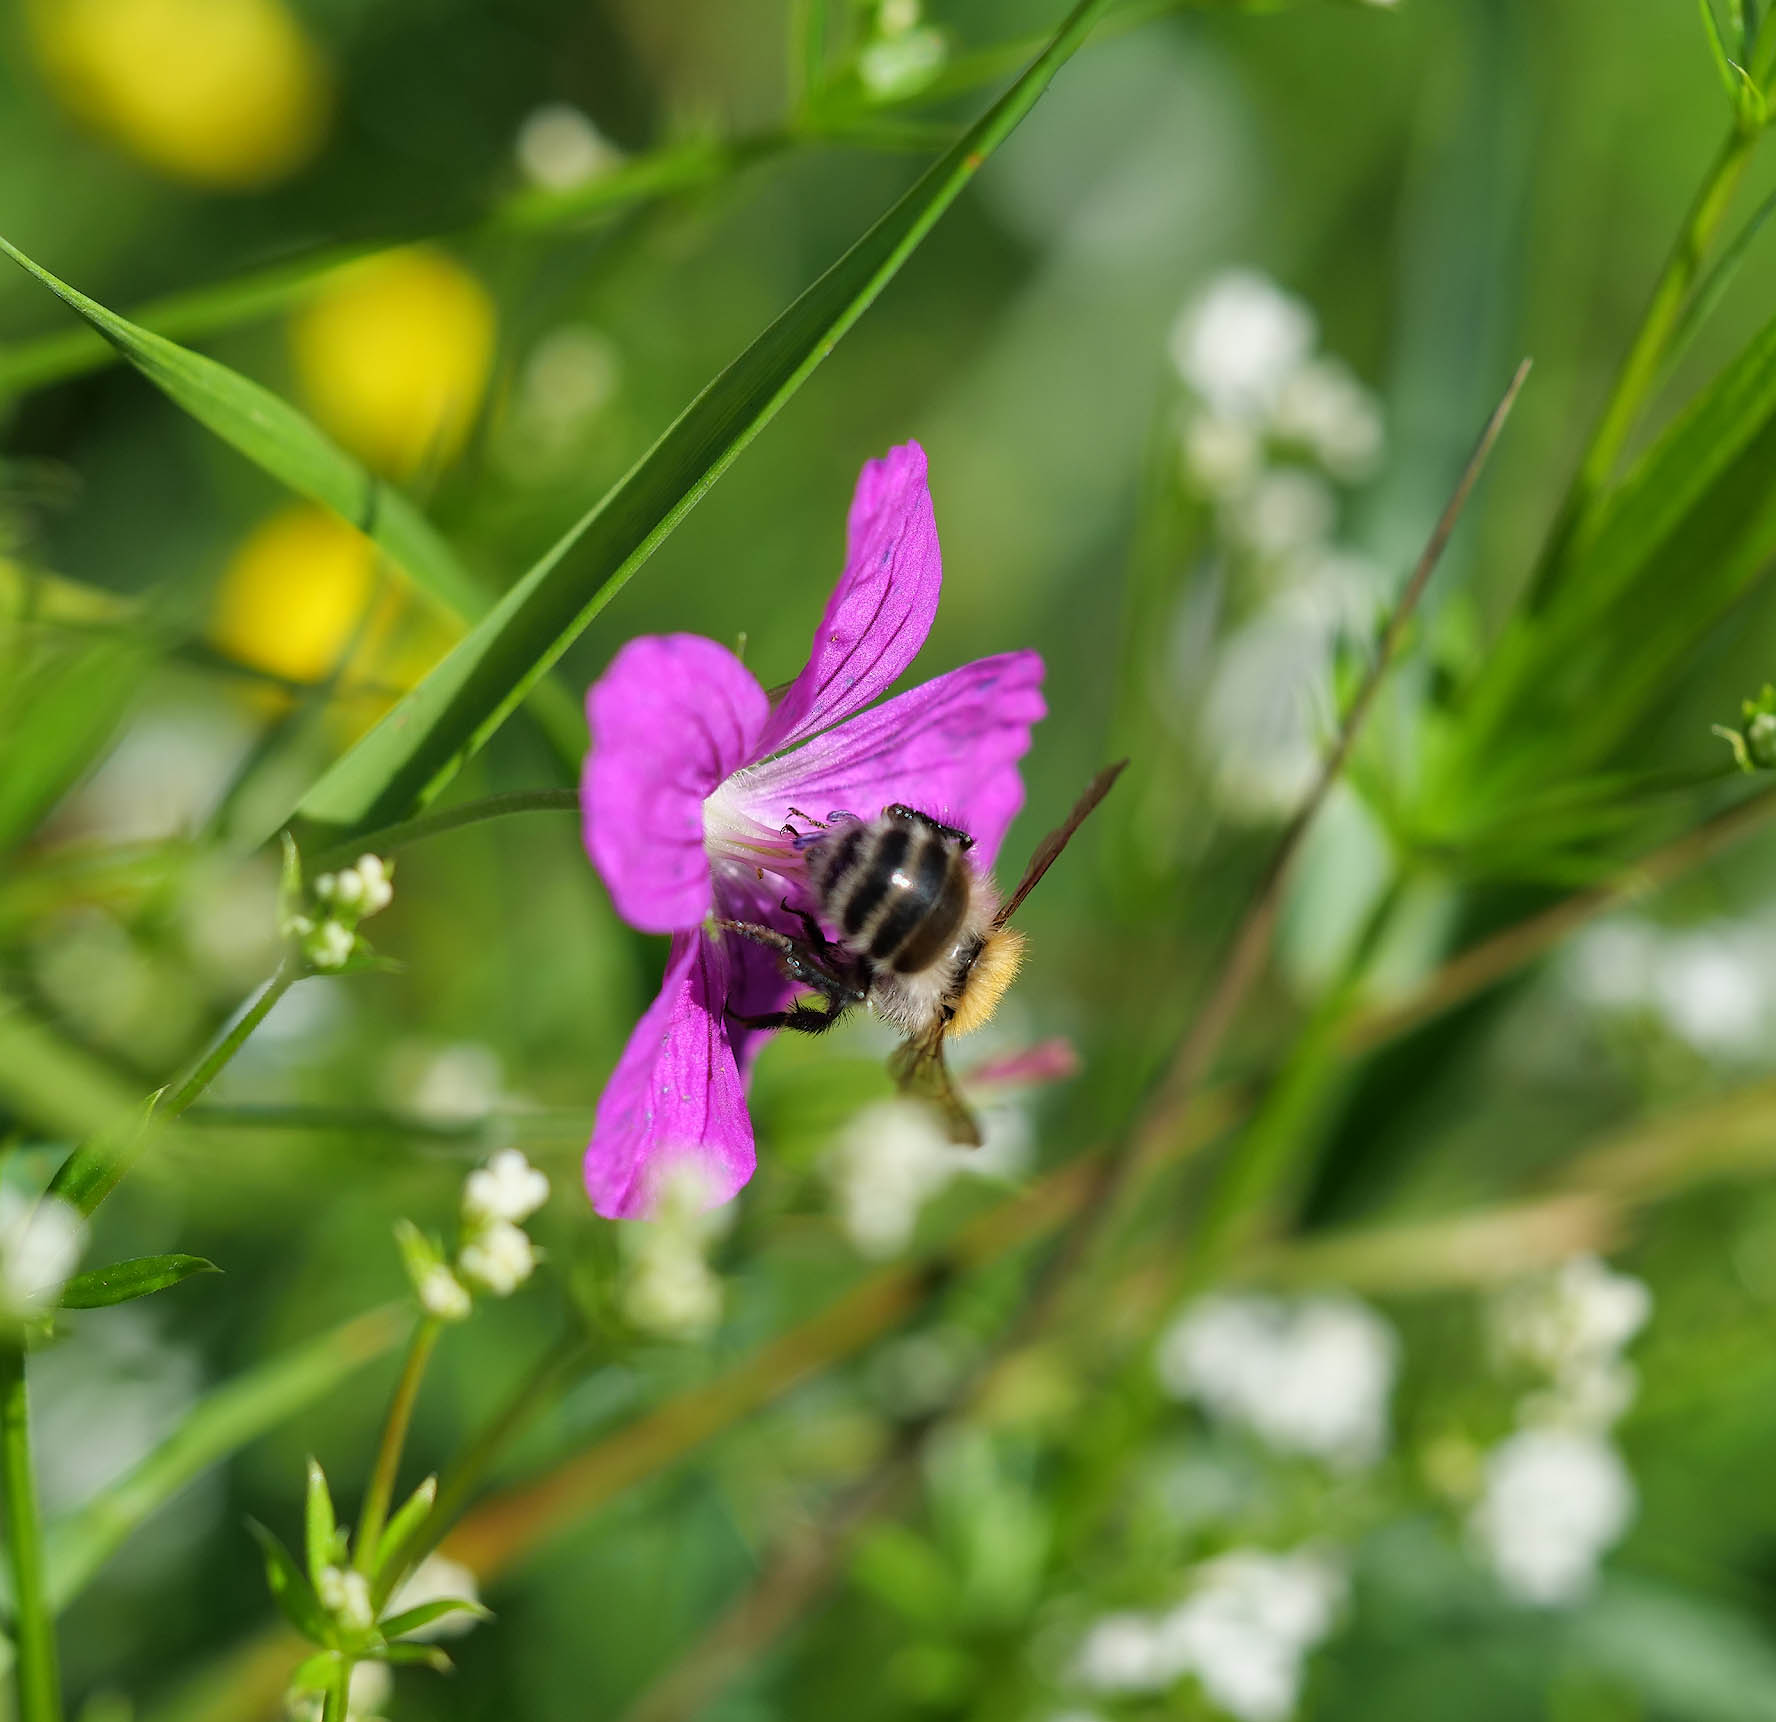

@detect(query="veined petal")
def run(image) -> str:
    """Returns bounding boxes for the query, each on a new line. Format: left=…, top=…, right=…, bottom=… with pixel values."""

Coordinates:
left=734, top=651, right=1046, bottom=869
left=585, top=932, right=756, bottom=1219
left=755, top=442, right=942, bottom=755
left=583, top=634, right=768, bottom=933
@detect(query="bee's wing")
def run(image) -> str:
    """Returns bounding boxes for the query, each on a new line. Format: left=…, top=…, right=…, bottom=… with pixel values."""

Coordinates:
left=888, top=1024, right=983, bottom=1147
left=993, top=759, right=1128, bottom=930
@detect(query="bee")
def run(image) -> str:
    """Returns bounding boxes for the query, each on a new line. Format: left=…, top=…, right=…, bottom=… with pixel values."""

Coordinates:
left=719, top=760, right=1126, bottom=1144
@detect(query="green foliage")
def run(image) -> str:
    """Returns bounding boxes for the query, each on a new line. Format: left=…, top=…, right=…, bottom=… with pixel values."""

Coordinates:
left=58, top=1254, right=219, bottom=1309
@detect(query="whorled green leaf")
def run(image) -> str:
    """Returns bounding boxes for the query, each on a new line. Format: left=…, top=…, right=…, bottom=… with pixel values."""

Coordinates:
left=373, top=1475, right=437, bottom=1582
left=0, top=236, right=585, bottom=766
left=379, top=1597, right=492, bottom=1642
left=305, top=1457, right=341, bottom=1589
left=58, top=1254, right=220, bottom=1310
left=291, top=0, right=1124, bottom=842
left=44, top=1303, right=406, bottom=1610
left=246, top=1519, right=332, bottom=1646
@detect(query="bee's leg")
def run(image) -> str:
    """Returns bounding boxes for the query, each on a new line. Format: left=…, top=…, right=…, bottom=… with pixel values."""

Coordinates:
left=713, top=918, right=865, bottom=1005
left=729, top=1000, right=850, bottom=1036
left=784, top=806, right=826, bottom=827
left=779, top=897, right=829, bottom=955
left=885, top=804, right=974, bottom=851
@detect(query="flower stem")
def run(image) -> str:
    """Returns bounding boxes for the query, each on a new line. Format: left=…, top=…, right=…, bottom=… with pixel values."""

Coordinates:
left=1529, top=121, right=1760, bottom=609
left=48, top=955, right=303, bottom=1217
left=0, top=1347, right=60, bottom=1722
left=320, top=1657, right=351, bottom=1722
left=353, top=1315, right=442, bottom=1578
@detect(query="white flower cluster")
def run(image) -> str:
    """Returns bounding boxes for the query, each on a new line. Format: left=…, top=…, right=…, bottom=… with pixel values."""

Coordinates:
left=286, top=854, right=393, bottom=972
left=402, top=1148, right=550, bottom=1321
left=1155, top=1292, right=1400, bottom=1471
left=826, top=1095, right=1031, bottom=1258
left=1567, top=917, right=1774, bottom=1059
left=0, top=1188, right=86, bottom=1321
left=1073, top=1549, right=1346, bottom=1722
left=621, top=1161, right=731, bottom=1341
left=1470, top=1254, right=1650, bottom=1606
left=1165, top=270, right=1388, bottom=824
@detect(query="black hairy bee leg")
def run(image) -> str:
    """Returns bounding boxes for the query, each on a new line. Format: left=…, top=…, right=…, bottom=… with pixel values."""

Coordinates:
left=885, top=803, right=974, bottom=851
left=779, top=897, right=830, bottom=955
left=712, top=918, right=867, bottom=1008
left=728, top=1001, right=850, bottom=1036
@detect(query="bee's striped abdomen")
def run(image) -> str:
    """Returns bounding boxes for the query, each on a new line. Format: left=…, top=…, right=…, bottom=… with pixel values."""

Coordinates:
left=811, top=811, right=972, bottom=976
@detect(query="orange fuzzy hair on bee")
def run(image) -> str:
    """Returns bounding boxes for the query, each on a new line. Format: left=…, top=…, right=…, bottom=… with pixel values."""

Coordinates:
left=949, top=926, right=1026, bottom=1036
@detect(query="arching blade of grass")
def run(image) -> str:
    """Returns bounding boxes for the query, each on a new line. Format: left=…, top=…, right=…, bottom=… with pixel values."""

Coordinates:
left=0, top=236, right=585, bottom=767
left=294, top=0, right=1126, bottom=840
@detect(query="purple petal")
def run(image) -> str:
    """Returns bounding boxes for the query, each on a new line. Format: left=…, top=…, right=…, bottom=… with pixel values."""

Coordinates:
left=583, top=634, right=769, bottom=933
left=585, top=932, right=756, bottom=1219
left=754, top=443, right=942, bottom=756
left=732, top=651, right=1046, bottom=869
left=711, top=873, right=802, bottom=1075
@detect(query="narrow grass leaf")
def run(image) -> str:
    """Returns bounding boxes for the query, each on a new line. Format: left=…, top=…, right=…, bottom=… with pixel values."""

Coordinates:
left=0, top=236, right=585, bottom=766
left=294, top=0, right=1125, bottom=839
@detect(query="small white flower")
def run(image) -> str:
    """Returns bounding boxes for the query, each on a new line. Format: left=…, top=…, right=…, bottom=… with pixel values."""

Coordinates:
left=332, top=870, right=367, bottom=910
left=1158, top=1550, right=1346, bottom=1722
left=858, top=27, right=947, bottom=100
left=1232, top=468, right=1338, bottom=560
left=354, top=856, right=393, bottom=915
left=305, top=921, right=355, bottom=971
left=386, top=1552, right=481, bottom=1640
left=463, top=1149, right=550, bottom=1226
left=1074, top=1612, right=1171, bottom=1694
left=516, top=102, right=622, bottom=192
left=1491, top=1255, right=1650, bottom=1428
left=1156, top=1293, right=1398, bottom=1469
left=878, top=0, right=921, bottom=31
left=457, top=1219, right=537, bottom=1297
left=1181, top=412, right=1264, bottom=497
left=0, top=1192, right=86, bottom=1317
left=1169, top=271, right=1317, bottom=420
left=1471, top=1427, right=1634, bottom=1606
left=317, top=1564, right=374, bottom=1632
left=418, top=1264, right=471, bottom=1322
left=1653, top=928, right=1766, bottom=1054
left=1271, top=357, right=1385, bottom=481
left=312, top=873, right=338, bottom=902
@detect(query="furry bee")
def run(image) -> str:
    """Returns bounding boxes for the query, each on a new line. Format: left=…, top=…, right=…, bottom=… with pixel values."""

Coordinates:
left=719, top=761, right=1126, bottom=1144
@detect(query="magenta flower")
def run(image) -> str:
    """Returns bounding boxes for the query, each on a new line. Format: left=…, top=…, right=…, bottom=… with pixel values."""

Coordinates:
left=580, top=442, right=1046, bottom=1218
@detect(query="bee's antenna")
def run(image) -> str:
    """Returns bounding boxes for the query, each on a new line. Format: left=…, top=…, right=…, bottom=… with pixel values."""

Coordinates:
left=993, top=759, right=1128, bottom=930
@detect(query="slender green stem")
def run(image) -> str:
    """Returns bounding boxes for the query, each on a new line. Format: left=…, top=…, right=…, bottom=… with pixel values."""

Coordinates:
left=308, top=789, right=580, bottom=874
left=0, top=1348, right=59, bottom=1722
left=47, top=954, right=303, bottom=1217
left=1529, top=121, right=1760, bottom=608
left=320, top=1658, right=351, bottom=1722
left=353, top=1316, right=442, bottom=1577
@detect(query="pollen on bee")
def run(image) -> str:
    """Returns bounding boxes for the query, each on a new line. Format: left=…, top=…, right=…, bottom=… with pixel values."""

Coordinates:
left=950, top=927, right=1027, bottom=1036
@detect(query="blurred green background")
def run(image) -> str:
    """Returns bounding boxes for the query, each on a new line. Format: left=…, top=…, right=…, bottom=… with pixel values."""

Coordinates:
left=9, top=0, right=1776, bottom=1719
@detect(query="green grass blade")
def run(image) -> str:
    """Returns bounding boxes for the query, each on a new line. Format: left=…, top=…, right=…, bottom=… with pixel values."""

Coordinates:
left=43, top=1304, right=407, bottom=1610
left=293, top=0, right=1124, bottom=839
left=0, top=235, right=587, bottom=767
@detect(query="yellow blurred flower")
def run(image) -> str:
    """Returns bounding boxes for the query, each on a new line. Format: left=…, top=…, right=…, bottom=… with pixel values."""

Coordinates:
left=29, top=0, right=331, bottom=189
left=291, top=249, right=498, bottom=479
left=210, top=505, right=455, bottom=721
left=210, top=504, right=381, bottom=687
